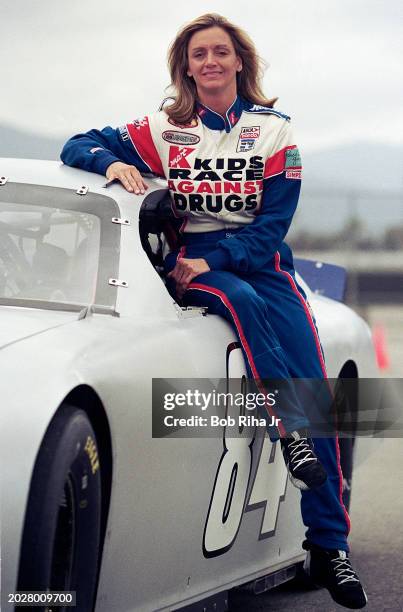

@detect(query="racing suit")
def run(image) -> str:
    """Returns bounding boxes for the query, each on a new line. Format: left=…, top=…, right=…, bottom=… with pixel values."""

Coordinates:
left=61, top=95, right=351, bottom=551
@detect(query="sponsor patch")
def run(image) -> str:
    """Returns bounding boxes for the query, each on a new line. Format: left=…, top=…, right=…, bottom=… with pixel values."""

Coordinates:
left=249, top=104, right=270, bottom=112
left=132, top=117, right=149, bottom=130
left=241, top=126, right=261, bottom=139
left=237, top=126, right=261, bottom=152
left=238, top=140, right=256, bottom=152
left=168, top=117, right=198, bottom=129
left=285, top=148, right=301, bottom=169
left=118, top=125, right=130, bottom=142
left=163, top=130, right=200, bottom=145
left=246, top=105, right=291, bottom=120
left=285, top=170, right=302, bottom=179
left=168, top=146, right=195, bottom=169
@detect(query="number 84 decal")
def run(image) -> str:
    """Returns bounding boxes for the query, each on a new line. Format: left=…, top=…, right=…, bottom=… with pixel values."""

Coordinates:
left=202, top=345, right=288, bottom=558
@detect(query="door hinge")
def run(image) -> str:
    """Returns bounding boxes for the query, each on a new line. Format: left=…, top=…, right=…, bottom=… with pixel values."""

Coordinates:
left=109, top=278, right=128, bottom=288
left=112, top=217, right=130, bottom=226
left=76, top=185, right=89, bottom=195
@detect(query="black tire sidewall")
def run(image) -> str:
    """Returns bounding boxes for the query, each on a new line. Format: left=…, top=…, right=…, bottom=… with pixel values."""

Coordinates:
left=18, top=403, right=102, bottom=611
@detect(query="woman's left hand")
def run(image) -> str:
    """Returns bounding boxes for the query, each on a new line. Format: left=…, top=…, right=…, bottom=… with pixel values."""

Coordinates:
left=167, top=258, right=210, bottom=299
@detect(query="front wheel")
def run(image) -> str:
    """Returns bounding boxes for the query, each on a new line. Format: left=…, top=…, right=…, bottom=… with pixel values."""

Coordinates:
left=17, top=404, right=102, bottom=611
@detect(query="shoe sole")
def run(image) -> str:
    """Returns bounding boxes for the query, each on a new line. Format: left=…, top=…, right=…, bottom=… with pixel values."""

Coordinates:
left=288, top=472, right=328, bottom=491
left=289, top=474, right=309, bottom=490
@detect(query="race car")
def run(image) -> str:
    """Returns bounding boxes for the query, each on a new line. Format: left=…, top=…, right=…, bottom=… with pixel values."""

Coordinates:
left=0, top=158, right=378, bottom=612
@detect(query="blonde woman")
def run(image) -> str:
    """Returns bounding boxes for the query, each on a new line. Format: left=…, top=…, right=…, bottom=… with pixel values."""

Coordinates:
left=61, top=14, right=367, bottom=609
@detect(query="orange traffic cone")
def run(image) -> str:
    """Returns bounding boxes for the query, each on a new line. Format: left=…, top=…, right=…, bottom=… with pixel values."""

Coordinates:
left=372, top=324, right=390, bottom=370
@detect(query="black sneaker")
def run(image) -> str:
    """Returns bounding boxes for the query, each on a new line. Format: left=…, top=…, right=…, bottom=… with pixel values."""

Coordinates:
left=279, top=429, right=327, bottom=490
left=303, top=541, right=368, bottom=609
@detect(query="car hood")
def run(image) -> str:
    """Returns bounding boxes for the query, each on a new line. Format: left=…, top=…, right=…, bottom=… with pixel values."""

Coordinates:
left=0, top=305, right=80, bottom=350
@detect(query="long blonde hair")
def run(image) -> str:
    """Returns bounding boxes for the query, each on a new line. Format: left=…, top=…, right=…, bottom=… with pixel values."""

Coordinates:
left=165, top=13, right=277, bottom=125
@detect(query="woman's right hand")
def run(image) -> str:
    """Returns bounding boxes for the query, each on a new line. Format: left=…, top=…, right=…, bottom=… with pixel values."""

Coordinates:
left=106, top=161, right=149, bottom=194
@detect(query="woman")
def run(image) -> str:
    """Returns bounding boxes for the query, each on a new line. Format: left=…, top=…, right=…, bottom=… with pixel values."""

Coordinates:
left=61, top=14, right=367, bottom=609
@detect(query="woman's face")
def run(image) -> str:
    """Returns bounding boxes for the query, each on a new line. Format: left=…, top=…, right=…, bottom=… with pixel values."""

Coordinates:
left=187, top=26, right=242, bottom=97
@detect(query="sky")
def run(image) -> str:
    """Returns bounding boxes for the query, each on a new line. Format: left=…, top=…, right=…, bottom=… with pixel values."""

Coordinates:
left=1, top=0, right=403, bottom=152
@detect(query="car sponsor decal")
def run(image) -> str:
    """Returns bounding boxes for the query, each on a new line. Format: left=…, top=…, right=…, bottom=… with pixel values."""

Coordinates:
left=84, top=435, right=100, bottom=474
left=163, top=130, right=201, bottom=145
left=237, top=126, right=261, bottom=153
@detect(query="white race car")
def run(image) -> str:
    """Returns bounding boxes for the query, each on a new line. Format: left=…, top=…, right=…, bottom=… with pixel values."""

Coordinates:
left=0, top=158, right=378, bottom=612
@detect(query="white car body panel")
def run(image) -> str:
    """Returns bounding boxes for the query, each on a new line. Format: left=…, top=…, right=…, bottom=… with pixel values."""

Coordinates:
left=0, top=158, right=378, bottom=611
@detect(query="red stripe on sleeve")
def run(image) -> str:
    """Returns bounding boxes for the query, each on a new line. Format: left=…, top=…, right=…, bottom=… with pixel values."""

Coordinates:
left=264, top=144, right=299, bottom=180
left=127, top=118, right=165, bottom=177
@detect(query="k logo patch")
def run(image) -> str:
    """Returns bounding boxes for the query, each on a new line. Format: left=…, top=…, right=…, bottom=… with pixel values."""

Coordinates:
left=168, top=146, right=195, bottom=169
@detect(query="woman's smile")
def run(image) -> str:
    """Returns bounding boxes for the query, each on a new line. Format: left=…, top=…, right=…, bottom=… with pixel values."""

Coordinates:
left=187, top=26, right=242, bottom=102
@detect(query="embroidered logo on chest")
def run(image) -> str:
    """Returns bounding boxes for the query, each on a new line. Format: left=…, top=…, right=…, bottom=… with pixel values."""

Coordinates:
left=237, top=126, right=261, bottom=152
left=168, top=146, right=195, bottom=168
left=163, top=130, right=200, bottom=145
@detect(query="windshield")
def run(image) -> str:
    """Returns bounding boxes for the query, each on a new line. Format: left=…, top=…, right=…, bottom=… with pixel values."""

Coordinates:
left=0, top=182, right=121, bottom=310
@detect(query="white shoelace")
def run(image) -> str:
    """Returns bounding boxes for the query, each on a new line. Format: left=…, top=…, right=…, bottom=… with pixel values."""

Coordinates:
left=288, top=438, right=317, bottom=469
left=331, top=556, right=360, bottom=585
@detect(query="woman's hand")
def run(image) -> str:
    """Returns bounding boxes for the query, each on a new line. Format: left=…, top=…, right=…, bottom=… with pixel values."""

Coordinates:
left=167, top=257, right=210, bottom=299
left=106, top=161, right=148, bottom=194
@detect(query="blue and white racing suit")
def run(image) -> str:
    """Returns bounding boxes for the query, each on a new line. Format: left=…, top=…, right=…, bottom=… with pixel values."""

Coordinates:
left=61, top=95, right=351, bottom=550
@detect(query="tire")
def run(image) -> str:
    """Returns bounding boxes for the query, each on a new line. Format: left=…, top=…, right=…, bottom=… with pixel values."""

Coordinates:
left=332, top=376, right=358, bottom=513
left=17, top=403, right=102, bottom=612
left=338, top=436, right=355, bottom=512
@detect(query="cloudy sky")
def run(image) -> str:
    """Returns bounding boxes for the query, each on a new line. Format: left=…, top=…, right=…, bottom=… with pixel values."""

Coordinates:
left=1, top=0, right=402, bottom=151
